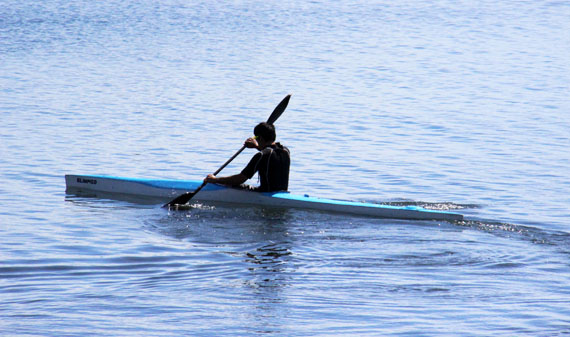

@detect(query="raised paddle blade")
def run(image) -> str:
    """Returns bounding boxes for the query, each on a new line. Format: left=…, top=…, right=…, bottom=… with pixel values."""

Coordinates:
left=266, top=94, right=291, bottom=125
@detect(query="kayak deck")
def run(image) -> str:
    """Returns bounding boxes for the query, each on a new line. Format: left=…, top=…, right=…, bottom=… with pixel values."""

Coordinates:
left=65, top=174, right=464, bottom=221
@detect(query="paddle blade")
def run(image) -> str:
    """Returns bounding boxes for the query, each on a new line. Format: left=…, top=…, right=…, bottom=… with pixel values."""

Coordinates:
left=266, top=94, right=291, bottom=125
left=162, top=191, right=197, bottom=208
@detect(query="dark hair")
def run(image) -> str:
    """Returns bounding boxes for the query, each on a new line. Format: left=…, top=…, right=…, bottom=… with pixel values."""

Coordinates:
left=253, top=122, right=276, bottom=142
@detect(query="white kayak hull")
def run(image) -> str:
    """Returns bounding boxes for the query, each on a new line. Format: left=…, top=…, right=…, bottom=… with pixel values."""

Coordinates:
left=65, top=174, right=464, bottom=221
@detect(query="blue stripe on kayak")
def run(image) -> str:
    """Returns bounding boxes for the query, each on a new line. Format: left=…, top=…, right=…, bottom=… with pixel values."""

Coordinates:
left=267, top=192, right=448, bottom=214
left=89, top=175, right=226, bottom=191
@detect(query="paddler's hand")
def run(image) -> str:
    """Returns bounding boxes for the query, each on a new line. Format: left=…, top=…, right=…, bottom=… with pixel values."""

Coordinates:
left=244, top=137, right=259, bottom=149
left=204, top=174, right=217, bottom=184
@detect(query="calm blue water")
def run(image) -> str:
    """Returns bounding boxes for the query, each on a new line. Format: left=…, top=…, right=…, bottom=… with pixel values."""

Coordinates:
left=1, top=0, right=569, bottom=335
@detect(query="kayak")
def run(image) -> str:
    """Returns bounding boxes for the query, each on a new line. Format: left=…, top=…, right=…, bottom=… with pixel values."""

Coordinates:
left=65, top=174, right=464, bottom=221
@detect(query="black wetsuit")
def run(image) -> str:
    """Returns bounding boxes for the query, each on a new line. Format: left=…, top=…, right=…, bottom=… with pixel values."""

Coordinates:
left=240, top=142, right=290, bottom=192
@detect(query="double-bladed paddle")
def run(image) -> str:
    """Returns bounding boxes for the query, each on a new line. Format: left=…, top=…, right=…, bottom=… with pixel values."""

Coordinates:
left=163, top=94, right=291, bottom=208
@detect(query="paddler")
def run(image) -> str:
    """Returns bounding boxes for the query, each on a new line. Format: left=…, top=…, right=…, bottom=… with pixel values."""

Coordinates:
left=204, top=122, right=290, bottom=192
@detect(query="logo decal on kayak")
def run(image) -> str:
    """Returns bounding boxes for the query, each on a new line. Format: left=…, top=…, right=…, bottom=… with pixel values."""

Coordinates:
left=77, top=178, right=97, bottom=185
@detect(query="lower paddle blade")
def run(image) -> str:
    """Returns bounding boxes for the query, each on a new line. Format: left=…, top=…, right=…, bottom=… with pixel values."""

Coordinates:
left=162, top=191, right=197, bottom=208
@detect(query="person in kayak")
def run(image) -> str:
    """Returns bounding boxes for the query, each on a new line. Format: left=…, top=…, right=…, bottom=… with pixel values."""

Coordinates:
left=204, top=122, right=290, bottom=192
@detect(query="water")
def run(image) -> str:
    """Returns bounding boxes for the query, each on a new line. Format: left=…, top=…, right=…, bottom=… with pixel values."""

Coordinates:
left=1, top=0, right=569, bottom=335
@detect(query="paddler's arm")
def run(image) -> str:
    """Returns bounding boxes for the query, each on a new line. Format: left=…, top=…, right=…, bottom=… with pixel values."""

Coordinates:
left=203, top=137, right=260, bottom=187
left=204, top=137, right=261, bottom=186
left=204, top=173, right=248, bottom=187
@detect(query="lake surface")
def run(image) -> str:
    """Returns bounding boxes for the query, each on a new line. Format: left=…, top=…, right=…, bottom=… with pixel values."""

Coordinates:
left=1, top=0, right=569, bottom=335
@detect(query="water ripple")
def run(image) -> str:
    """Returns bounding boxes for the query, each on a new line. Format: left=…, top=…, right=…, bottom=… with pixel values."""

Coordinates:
left=2, top=0, right=570, bottom=335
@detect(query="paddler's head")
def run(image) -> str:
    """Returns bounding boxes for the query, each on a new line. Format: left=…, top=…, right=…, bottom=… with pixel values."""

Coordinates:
left=253, top=122, right=276, bottom=148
